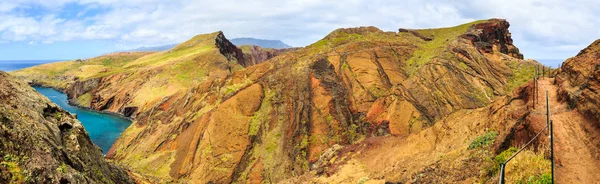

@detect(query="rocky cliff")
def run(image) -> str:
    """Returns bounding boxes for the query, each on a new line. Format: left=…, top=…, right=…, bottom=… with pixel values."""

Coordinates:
left=12, top=19, right=543, bottom=183
left=556, top=39, right=600, bottom=122
left=238, top=45, right=298, bottom=67
left=101, top=19, right=537, bottom=183
left=0, top=71, right=133, bottom=183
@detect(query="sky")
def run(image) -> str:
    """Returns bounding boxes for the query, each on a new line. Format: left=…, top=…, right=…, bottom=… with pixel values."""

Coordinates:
left=0, top=0, right=599, bottom=64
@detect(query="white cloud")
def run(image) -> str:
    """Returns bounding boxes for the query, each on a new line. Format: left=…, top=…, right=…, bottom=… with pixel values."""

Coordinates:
left=0, top=0, right=599, bottom=59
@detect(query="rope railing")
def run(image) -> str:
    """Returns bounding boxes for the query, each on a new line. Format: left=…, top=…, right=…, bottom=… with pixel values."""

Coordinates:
left=499, top=66, right=554, bottom=184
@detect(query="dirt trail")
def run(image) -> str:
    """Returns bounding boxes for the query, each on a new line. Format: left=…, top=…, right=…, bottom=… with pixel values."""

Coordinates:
left=537, top=78, right=600, bottom=184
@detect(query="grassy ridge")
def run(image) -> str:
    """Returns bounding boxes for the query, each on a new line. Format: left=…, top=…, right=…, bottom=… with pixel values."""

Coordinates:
left=11, top=31, right=234, bottom=109
left=11, top=52, right=152, bottom=88
left=406, top=20, right=487, bottom=75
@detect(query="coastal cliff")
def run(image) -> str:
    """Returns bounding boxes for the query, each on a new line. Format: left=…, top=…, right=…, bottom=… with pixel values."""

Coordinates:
left=0, top=71, right=133, bottom=183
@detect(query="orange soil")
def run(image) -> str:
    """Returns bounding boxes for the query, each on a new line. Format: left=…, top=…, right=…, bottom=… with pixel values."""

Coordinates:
left=536, top=78, right=600, bottom=184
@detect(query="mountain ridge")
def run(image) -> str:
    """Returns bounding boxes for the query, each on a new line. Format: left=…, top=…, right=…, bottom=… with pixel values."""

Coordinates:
left=102, top=18, right=539, bottom=183
left=10, top=18, right=554, bottom=183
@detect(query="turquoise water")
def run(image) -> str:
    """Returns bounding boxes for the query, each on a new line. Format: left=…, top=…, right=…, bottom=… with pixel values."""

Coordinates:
left=33, top=87, right=131, bottom=154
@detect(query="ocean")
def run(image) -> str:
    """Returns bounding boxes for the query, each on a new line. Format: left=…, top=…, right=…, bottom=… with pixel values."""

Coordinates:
left=33, top=87, right=132, bottom=154
left=0, top=60, right=62, bottom=72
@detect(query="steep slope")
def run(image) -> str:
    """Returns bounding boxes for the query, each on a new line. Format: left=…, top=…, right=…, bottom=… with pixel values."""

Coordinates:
left=287, top=81, right=549, bottom=183
left=0, top=71, right=133, bottom=183
left=238, top=45, right=299, bottom=67
left=11, top=31, right=290, bottom=182
left=102, top=19, right=540, bottom=183
left=556, top=39, right=600, bottom=122
left=554, top=40, right=600, bottom=183
left=11, top=19, right=542, bottom=183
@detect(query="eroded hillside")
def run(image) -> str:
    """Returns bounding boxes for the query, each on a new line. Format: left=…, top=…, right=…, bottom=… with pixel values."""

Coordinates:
left=0, top=71, right=133, bottom=183
left=12, top=19, right=546, bottom=183
left=556, top=39, right=600, bottom=122
left=110, top=19, right=537, bottom=183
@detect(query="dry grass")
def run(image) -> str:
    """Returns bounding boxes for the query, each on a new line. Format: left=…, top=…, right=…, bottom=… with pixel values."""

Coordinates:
left=504, top=149, right=552, bottom=184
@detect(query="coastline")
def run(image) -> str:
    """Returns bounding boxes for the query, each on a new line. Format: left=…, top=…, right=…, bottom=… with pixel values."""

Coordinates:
left=29, top=83, right=134, bottom=122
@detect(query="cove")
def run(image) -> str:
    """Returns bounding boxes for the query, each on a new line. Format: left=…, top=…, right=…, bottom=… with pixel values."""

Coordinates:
left=33, top=87, right=131, bottom=154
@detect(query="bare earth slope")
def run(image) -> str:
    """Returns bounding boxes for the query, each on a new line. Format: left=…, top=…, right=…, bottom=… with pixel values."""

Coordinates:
left=0, top=71, right=133, bottom=183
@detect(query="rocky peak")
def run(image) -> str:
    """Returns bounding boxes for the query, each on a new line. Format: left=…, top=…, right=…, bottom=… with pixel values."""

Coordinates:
left=460, top=19, right=524, bottom=59
left=170, top=31, right=254, bottom=68
left=215, top=31, right=248, bottom=67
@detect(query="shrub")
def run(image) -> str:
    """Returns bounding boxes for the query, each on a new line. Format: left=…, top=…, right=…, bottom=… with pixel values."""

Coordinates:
left=468, top=131, right=498, bottom=150
left=56, top=163, right=67, bottom=173
left=530, top=173, right=553, bottom=184
left=494, top=147, right=518, bottom=165
left=483, top=147, right=517, bottom=177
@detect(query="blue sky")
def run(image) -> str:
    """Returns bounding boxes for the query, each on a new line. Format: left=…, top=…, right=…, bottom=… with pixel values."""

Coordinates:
left=0, top=0, right=599, bottom=63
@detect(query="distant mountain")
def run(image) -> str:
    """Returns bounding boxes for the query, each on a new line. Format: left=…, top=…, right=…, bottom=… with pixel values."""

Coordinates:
left=124, top=44, right=177, bottom=52
left=230, top=38, right=292, bottom=48
left=124, top=38, right=291, bottom=52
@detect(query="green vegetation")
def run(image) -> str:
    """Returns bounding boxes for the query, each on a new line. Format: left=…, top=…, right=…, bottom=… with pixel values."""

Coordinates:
left=406, top=20, right=486, bottom=75
left=13, top=31, right=242, bottom=111
left=56, top=163, right=67, bottom=173
left=76, top=93, right=92, bottom=107
left=1, top=154, right=25, bottom=182
left=468, top=131, right=498, bottom=150
left=124, top=44, right=212, bottom=69
left=331, top=32, right=365, bottom=45
left=10, top=52, right=151, bottom=89
left=525, top=173, right=552, bottom=184
left=248, top=88, right=274, bottom=136
left=408, top=116, right=420, bottom=132
left=505, top=149, right=552, bottom=184
left=507, top=61, right=538, bottom=91
left=307, top=26, right=409, bottom=54
left=358, top=176, right=370, bottom=184
left=222, top=78, right=253, bottom=97
left=478, top=146, right=551, bottom=184
left=484, top=147, right=518, bottom=175
left=54, top=112, right=63, bottom=121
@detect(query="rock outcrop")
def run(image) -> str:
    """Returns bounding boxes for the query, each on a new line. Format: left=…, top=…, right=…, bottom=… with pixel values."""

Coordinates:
left=102, top=19, right=536, bottom=183
left=556, top=39, right=600, bottom=122
left=460, top=19, right=524, bottom=59
left=239, top=45, right=297, bottom=67
left=0, top=71, right=133, bottom=183
left=12, top=19, right=539, bottom=183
